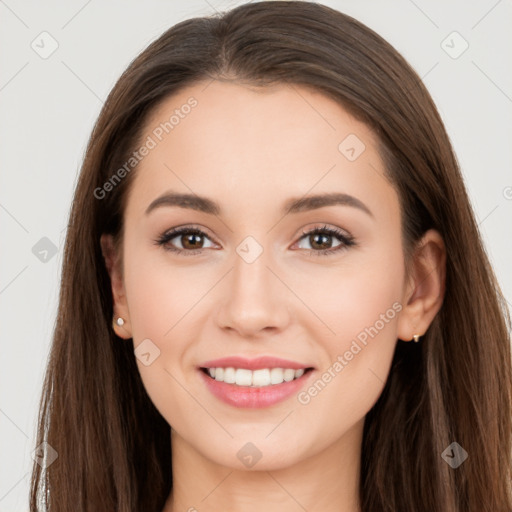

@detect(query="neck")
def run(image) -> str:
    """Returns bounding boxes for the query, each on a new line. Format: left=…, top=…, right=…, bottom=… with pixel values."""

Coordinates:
left=163, top=419, right=363, bottom=512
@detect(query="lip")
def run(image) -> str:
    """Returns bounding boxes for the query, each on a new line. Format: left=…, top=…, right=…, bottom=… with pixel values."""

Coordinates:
left=199, top=355, right=313, bottom=371
left=198, top=366, right=315, bottom=408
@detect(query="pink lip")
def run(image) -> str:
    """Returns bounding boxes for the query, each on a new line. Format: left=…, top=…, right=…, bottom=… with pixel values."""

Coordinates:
left=198, top=367, right=315, bottom=408
left=199, top=355, right=312, bottom=371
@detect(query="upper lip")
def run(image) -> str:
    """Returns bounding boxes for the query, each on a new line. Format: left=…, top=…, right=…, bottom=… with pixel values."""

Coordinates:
left=199, top=356, right=314, bottom=371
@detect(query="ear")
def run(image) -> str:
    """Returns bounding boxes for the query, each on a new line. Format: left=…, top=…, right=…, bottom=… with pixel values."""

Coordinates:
left=100, top=233, right=132, bottom=339
left=397, top=229, right=446, bottom=341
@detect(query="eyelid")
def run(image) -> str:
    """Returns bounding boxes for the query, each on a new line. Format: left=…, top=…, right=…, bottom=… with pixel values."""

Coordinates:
left=291, top=224, right=355, bottom=253
left=293, top=224, right=353, bottom=244
left=157, top=224, right=219, bottom=251
left=155, top=223, right=356, bottom=256
left=161, top=224, right=217, bottom=242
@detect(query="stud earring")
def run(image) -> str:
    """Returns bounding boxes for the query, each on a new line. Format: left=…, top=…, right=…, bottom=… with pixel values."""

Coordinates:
left=114, top=317, right=125, bottom=326
left=403, top=333, right=422, bottom=343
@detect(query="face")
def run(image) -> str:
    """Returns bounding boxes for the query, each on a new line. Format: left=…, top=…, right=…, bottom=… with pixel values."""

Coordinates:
left=104, top=79, right=414, bottom=470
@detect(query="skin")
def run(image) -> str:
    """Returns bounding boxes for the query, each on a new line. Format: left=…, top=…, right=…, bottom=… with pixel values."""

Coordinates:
left=101, top=80, right=446, bottom=512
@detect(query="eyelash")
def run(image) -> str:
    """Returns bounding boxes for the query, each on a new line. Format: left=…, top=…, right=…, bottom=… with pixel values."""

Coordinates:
left=154, top=224, right=356, bottom=257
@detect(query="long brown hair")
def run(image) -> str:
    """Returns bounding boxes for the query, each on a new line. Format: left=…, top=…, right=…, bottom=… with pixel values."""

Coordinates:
left=29, top=2, right=512, bottom=510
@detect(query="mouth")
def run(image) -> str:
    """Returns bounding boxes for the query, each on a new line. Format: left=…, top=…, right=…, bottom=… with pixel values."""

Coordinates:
left=197, top=365, right=315, bottom=408
left=199, top=366, right=315, bottom=387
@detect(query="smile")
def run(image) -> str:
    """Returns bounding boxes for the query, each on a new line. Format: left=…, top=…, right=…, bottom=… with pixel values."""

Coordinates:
left=201, top=367, right=311, bottom=387
left=198, top=367, right=315, bottom=408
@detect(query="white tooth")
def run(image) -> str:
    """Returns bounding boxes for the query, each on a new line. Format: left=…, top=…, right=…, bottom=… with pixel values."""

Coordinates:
left=214, top=367, right=224, bottom=381
left=252, top=369, right=271, bottom=387
left=269, top=368, right=285, bottom=384
left=223, top=367, right=236, bottom=384
left=235, top=368, right=253, bottom=386
left=283, top=369, right=295, bottom=382
left=208, top=367, right=306, bottom=386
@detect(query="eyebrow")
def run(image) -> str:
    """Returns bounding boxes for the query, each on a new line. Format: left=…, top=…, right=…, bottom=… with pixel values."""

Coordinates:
left=145, top=191, right=373, bottom=218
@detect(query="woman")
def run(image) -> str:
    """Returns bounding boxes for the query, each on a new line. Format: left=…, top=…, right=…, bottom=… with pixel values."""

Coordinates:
left=29, top=1, right=512, bottom=511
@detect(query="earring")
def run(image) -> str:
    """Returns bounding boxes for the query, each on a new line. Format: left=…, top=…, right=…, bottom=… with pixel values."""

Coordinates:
left=114, top=317, right=125, bottom=327
left=403, top=333, right=422, bottom=343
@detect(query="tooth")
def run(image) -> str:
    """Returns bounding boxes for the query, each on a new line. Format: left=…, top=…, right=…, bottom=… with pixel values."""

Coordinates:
left=269, top=368, right=285, bottom=384
left=283, top=369, right=295, bottom=382
left=223, top=367, right=236, bottom=384
left=235, top=368, right=253, bottom=386
left=252, top=369, right=271, bottom=386
left=207, top=366, right=307, bottom=385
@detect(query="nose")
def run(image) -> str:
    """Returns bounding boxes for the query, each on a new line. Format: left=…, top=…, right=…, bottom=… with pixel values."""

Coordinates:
left=215, top=245, right=292, bottom=338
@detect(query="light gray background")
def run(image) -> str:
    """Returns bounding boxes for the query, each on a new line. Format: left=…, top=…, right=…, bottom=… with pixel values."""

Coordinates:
left=1, top=0, right=511, bottom=510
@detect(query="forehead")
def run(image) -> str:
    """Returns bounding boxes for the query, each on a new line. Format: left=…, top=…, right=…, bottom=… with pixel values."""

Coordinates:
left=125, top=79, right=398, bottom=224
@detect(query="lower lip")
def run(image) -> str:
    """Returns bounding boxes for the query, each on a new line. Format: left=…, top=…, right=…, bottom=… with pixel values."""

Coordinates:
left=198, top=368, right=314, bottom=408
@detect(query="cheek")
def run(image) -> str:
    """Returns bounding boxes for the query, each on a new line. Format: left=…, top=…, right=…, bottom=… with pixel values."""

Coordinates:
left=121, top=245, right=211, bottom=426
left=284, top=239, right=404, bottom=350
left=123, top=242, right=214, bottom=341
left=288, top=247, right=403, bottom=428
left=332, top=264, right=403, bottom=344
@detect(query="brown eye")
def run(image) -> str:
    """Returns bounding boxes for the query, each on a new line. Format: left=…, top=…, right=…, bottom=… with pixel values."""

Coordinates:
left=155, top=227, right=216, bottom=254
left=307, top=232, right=339, bottom=250
left=180, top=232, right=205, bottom=250
left=295, top=225, right=355, bottom=256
